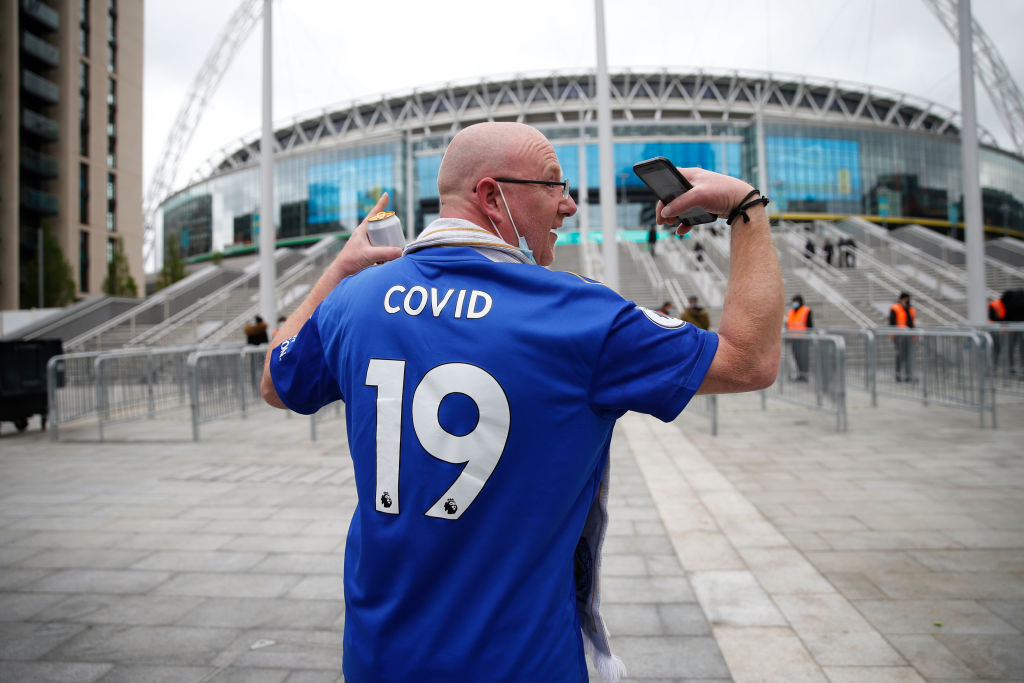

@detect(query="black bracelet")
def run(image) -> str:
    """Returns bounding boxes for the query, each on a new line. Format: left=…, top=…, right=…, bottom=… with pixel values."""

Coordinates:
left=726, top=189, right=770, bottom=226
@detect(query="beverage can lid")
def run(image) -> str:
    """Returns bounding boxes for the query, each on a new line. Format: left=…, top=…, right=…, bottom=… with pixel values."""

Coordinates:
left=368, top=211, right=396, bottom=222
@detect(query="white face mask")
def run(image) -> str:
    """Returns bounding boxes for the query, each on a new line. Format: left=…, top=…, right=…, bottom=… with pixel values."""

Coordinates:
left=488, top=183, right=535, bottom=264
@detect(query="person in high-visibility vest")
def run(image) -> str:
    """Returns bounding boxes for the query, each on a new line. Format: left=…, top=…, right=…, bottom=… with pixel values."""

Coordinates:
left=786, top=294, right=813, bottom=381
left=889, top=292, right=916, bottom=382
left=989, top=296, right=1007, bottom=369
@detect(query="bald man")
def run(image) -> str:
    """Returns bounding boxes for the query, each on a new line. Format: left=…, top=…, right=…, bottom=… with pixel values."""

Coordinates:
left=262, top=122, right=783, bottom=682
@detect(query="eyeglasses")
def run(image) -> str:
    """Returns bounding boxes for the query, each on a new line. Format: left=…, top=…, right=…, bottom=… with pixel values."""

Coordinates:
left=490, top=177, right=571, bottom=199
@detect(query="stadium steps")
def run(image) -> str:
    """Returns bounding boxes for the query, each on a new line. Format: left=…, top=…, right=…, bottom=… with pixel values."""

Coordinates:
left=199, top=238, right=344, bottom=346
left=127, top=247, right=310, bottom=348
left=64, top=265, right=245, bottom=352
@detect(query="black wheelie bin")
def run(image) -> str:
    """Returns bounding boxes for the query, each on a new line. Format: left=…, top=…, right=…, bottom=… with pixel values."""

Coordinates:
left=0, top=339, right=64, bottom=433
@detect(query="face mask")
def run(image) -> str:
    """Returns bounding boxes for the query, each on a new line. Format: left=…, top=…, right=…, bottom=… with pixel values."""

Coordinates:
left=792, top=301, right=801, bottom=309
left=489, top=183, right=535, bottom=264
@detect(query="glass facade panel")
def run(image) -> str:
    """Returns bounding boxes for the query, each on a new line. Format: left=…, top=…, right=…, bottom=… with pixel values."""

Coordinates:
left=765, top=135, right=862, bottom=213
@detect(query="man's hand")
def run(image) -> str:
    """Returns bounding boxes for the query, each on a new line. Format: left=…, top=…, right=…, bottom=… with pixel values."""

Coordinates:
left=326, top=193, right=404, bottom=282
left=261, top=193, right=403, bottom=409
left=655, top=168, right=756, bottom=236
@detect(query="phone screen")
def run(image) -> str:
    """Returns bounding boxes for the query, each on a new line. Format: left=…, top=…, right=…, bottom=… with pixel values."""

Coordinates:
left=643, top=167, right=687, bottom=201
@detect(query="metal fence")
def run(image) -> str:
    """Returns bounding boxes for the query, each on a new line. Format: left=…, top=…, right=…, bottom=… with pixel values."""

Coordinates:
left=48, top=326, right=1004, bottom=441
left=187, top=346, right=266, bottom=441
left=47, top=351, right=103, bottom=440
left=310, top=401, right=344, bottom=441
left=94, top=347, right=195, bottom=440
left=680, top=394, right=718, bottom=435
left=766, top=331, right=848, bottom=432
left=973, top=323, right=1024, bottom=397
left=870, top=327, right=995, bottom=428
left=824, top=328, right=877, bottom=406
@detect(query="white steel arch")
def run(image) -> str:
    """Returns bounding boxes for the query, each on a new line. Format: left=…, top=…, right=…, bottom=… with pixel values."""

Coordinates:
left=143, top=0, right=264, bottom=267
left=922, top=0, right=1024, bottom=156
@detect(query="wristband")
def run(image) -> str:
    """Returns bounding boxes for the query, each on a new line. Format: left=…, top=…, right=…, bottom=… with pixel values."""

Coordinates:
left=726, top=189, right=770, bottom=226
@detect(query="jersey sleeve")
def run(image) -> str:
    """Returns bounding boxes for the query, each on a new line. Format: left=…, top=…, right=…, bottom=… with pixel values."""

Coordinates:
left=589, top=305, right=718, bottom=422
left=268, top=305, right=343, bottom=415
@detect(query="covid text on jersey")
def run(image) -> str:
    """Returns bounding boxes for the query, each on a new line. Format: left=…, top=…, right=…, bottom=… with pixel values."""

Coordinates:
left=384, top=285, right=493, bottom=320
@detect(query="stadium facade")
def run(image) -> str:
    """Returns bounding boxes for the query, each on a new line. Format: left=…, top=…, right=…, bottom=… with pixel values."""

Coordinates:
left=156, top=70, right=1024, bottom=263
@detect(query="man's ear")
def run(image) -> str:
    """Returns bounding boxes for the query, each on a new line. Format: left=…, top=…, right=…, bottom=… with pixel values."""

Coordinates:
left=474, top=178, right=505, bottom=223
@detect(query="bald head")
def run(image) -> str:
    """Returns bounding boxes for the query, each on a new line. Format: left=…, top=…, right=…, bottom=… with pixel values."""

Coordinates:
left=437, top=122, right=555, bottom=212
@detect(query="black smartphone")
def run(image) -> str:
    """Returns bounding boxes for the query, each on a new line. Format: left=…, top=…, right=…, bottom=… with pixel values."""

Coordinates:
left=632, top=157, right=717, bottom=227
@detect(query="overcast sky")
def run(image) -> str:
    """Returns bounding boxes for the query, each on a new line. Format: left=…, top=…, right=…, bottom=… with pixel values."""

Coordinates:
left=143, top=0, right=1024, bottom=197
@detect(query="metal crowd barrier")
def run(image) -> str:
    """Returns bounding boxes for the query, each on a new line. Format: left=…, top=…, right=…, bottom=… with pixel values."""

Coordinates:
left=47, top=351, right=103, bottom=441
left=309, top=401, right=344, bottom=441
left=188, top=346, right=263, bottom=441
left=972, top=323, right=1024, bottom=397
left=680, top=394, right=718, bottom=435
left=95, top=346, right=194, bottom=440
left=48, top=343, right=336, bottom=442
left=767, top=331, right=848, bottom=432
left=873, top=327, right=995, bottom=428
left=825, top=328, right=877, bottom=407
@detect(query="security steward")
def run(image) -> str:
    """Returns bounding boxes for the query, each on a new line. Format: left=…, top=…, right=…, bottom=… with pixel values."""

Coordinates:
left=889, top=292, right=916, bottom=381
left=785, top=294, right=813, bottom=381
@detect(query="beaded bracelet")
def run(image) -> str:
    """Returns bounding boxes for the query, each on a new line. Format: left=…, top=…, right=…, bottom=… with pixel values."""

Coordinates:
left=726, top=189, right=771, bottom=226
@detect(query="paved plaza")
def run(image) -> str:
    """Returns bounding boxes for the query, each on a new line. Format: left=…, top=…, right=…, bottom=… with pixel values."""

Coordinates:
left=0, top=389, right=1022, bottom=682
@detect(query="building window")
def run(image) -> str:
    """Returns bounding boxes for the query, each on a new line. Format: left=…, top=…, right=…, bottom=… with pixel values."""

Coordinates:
left=79, top=0, right=90, bottom=57
left=107, top=237, right=115, bottom=264
left=107, top=80, right=116, bottom=166
left=80, top=163, right=89, bottom=224
left=107, top=173, right=116, bottom=231
left=107, top=1, right=117, bottom=74
left=79, top=62, right=89, bottom=156
left=79, top=231, right=90, bottom=292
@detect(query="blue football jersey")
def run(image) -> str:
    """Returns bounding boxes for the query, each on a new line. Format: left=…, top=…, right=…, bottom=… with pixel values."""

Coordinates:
left=270, top=246, right=718, bottom=682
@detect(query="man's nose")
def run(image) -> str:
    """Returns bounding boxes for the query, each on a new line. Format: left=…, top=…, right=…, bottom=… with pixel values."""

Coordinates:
left=563, top=195, right=578, bottom=216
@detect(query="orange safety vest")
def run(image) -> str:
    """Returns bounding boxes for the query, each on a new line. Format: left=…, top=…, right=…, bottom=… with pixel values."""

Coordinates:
left=989, top=299, right=1006, bottom=321
left=786, top=305, right=811, bottom=330
left=890, top=304, right=916, bottom=328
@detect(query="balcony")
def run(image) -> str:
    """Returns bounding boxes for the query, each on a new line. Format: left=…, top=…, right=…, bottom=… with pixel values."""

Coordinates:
left=22, top=108, right=59, bottom=140
left=21, top=0, right=60, bottom=33
left=22, top=31, right=59, bottom=68
left=20, top=148, right=58, bottom=177
left=21, top=187, right=59, bottom=215
left=22, top=69, right=59, bottom=104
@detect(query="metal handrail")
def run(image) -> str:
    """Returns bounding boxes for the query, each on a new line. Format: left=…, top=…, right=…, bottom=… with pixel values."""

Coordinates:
left=65, top=266, right=224, bottom=350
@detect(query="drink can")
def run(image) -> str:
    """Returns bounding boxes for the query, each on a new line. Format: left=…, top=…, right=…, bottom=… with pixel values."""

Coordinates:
left=366, top=211, right=406, bottom=248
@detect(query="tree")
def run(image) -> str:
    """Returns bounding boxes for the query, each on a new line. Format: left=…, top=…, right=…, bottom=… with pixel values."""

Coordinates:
left=102, top=237, right=138, bottom=297
left=158, top=237, right=187, bottom=289
left=20, top=229, right=77, bottom=308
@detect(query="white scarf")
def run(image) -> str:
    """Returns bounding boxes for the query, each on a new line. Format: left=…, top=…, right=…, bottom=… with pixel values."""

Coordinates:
left=404, top=217, right=626, bottom=683
left=403, top=217, right=532, bottom=264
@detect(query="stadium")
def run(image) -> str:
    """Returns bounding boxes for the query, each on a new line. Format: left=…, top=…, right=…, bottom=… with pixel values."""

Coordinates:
left=156, top=68, right=1024, bottom=261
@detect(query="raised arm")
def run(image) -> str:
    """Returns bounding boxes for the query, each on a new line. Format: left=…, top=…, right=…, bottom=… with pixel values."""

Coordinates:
left=656, top=169, right=784, bottom=394
left=261, top=193, right=402, bottom=408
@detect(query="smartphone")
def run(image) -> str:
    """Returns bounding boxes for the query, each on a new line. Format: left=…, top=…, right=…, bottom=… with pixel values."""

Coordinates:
left=632, top=157, right=717, bottom=227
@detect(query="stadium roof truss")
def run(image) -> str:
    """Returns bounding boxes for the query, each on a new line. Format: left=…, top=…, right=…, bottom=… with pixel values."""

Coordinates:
left=200, top=69, right=985, bottom=182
